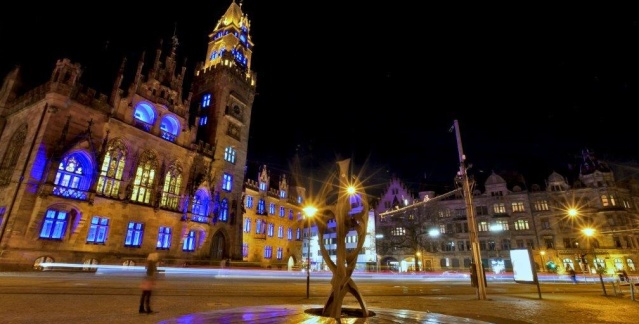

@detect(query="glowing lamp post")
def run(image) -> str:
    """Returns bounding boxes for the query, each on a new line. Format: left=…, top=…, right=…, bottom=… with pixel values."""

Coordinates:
left=303, top=205, right=318, bottom=299
left=540, top=250, right=546, bottom=272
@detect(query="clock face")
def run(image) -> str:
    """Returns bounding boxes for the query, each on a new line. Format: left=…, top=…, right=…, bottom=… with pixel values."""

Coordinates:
left=233, top=105, right=241, bottom=114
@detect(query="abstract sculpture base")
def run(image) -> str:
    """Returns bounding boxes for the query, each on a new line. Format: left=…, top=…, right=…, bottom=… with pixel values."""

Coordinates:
left=305, top=307, right=376, bottom=319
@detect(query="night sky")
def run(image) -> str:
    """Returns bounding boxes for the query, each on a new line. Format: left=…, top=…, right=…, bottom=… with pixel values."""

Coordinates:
left=2, top=2, right=639, bottom=196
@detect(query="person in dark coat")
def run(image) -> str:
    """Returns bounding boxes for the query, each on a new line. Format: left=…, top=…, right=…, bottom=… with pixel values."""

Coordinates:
left=139, top=252, right=159, bottom=314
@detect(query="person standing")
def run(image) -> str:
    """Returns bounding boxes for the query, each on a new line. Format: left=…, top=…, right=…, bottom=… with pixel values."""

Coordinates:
left=139, top=252, right=159, bottom=314
left=568, top=267, right=577, bottom=284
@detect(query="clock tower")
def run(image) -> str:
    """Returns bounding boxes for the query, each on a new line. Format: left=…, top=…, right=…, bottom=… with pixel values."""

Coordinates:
left=190, top=0, right=256, bottom=256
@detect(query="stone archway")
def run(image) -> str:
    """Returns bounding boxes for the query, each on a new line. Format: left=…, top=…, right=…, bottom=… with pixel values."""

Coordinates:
left=210, top=231, right=226, bottom=260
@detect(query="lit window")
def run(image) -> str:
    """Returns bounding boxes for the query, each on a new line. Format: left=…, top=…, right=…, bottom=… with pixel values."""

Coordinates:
left=86, top=216, right=109, bottom=244
left=131, top=152, right=158, bottom=204
left=183, top=230, right=196, bottom=251
left=54, top=153, right=92, bottom=199
left=224, top=146, right=236, bottom=163
left=192, top=190, right=210, bottom=216
left=268, top=223, right=274, bottom=237
left=287, top=228, right=293, bottom=240
left=40, top=209, right=68, bottom=240
left=259, top=182, right=267, bottom=191
left=242, top=243, right=248, bottom=257
left=269, top=203, right=276, bottom=215
left=279, top=207, right=285, bottom=217
left=157, top=226, right=172, bottom=249
left=161, top=165, right=182, bottom=210
left=246, top=196, right=253, bottom=208
left=264, top=246, right=272, bottom=259
left=124, top=222, right=144, bottom=247
left=277, top=247, right=283, bottom=260
left=202, top=93, right=211, bottom=108
left=257, top=199, right=265, bottom=215
left=296, top=228, right=301, bottom=240
left=278, top=225, right=283, bottom=238
left=222, top=173, right=232, bottom=191
left=97, top=139, right=126, bottom=198
left=244, top=217, right=251, bottom=232
left=219, top=199, right=229, bottom=222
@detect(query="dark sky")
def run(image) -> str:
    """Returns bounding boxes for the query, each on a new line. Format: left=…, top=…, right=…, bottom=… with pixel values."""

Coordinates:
left=2, top=2, right=639, bottom=195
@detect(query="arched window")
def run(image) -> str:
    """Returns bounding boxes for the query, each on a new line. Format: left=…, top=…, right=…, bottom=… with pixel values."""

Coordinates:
left=192, top=189, right=210, bottom=216
left=627, top=259, right=636, bottom=271
left=159, top=115, right=180, bottom=142
left=133, top=102, right=156, bottom=132
left=219, top=198, right=229, bottom=222
left=96, top=139, right=127, bottom=198
left=160, top=163, right=182, bottom=210
left=0, top=124, right=27, bottom=185
left=53, top=152, right=93, bottom=199
left=131, top=151, right=158, bottom=204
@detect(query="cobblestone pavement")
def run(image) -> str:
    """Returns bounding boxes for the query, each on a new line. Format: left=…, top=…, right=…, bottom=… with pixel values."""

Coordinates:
left=2, top=287, right=638, bottom=323
left=1, top=272, right=638, bottom=323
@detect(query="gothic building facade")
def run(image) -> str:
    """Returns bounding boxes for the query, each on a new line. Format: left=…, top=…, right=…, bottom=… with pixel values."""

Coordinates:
left=375, top=151, right=639, bottom=276
left=0, top=1, right=269, bottom=270
left=241, top=165, right=306, bottom=269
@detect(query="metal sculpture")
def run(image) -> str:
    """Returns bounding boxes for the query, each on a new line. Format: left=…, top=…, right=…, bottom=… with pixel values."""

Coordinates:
left=313, top=158, right=371, bottom=319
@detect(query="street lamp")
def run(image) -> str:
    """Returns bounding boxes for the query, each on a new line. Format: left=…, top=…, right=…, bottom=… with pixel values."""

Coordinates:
left=540, top=250, right=546, bottom=273
left=303, top=205, right=317, bottom=299
left=582, top=227, right=607, bottom=296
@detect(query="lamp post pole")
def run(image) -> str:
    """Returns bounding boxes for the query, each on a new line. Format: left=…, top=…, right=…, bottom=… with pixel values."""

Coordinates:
left=306, top=215, right=311, bottom=299
left=453, top=120, right=487, bottom=300
left=540, top=250, right=546, bottom=273
left=303, top=205, right=317, bottom=299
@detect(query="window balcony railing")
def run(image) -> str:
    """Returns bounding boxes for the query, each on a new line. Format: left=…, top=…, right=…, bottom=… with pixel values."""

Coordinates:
left=134, top=120, right=152, bottom=132
left=254, top=233, right=267, bottom=240
left=160, top=130, right=176, bottom=142
left=191, top=215, right=210, bottom=224
left=53, top=186, right=88, bottom=200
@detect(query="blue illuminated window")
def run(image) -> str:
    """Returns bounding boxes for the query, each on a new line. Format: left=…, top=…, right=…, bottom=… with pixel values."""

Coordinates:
left=183, top=230, right=196, bottom=251
left=242, top=243, right=248, bottom=257
left=39, top=209, right=68, bottom=240
left=289, top=209, right=293, bottom=220
left=192, top=190, right=210, bottom=216
left=244, top=217, right=251, bottom=233
left=54, top=153, right=92, bottom=199
left=267, top=223, right=274, bottom=237
left=160, top=115, right=179, bottom=142
left=202, top=93, right=211, bottom=108
left=199, top=116, right=208, bottom=126
left=124, top=222, right=144, bottom=247
left=279, top=207, right=285, bottom=217
left=157, top=226, right=171, bottom=249
left=278, top=225, right=283, bottom=238
left=277, top=247, right=283, bottom=260
left=259, top=182, right=267, bottom=191
left=257, top=199, right=265, bottom=215
left=296, top=228, right=301, bottom=240
left=256, top=219, right=264, bottom=234
left=219, top=198, right=229, bottom=222
left=86, top=216, right=109, bottom=244
left=287, top=228, right=293, bottom=240
left=264, top=246, right=272, bottom=259
left=246, top=195, right=253, bottom=208
left=279, top=190, right=286, bottom=199
left=222, top=173, right=232, bottom=191
left=224, top=146, right=236, bottom=163
left=269, top=203, right=275, bottom=215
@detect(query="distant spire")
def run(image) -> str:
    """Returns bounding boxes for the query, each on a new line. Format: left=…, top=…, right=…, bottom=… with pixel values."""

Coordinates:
left=171, top=22, right=180, bottom=54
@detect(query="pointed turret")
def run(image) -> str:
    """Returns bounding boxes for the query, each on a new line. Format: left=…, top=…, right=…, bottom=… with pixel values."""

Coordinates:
left=202, top=0, right=254, bottom=72
left=0, top=65, right=21, bottom=112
